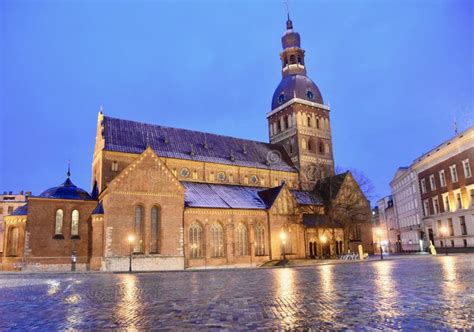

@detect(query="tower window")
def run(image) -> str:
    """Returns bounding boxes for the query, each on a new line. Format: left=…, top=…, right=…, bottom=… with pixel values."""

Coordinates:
left=289, top=54, right=296, bottom=64
left=316, top=118, right=320, bottom=129
left=319, top=142, right=325, bottom=154
left=284, top=116, right=289, bottom=129
left=297, top=55, right=302, bottom=64
left=278, top=93, right=285, bottom=104
left=307, top=91, right=314, bottom=100
left=307, top=116, right=311, bottom=127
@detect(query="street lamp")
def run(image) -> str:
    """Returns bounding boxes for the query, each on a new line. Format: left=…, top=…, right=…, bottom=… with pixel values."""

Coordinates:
left=279, top=230, right=287, bottom=263
left=375, top=228, right=383, bottom=260
left=440, top=226, right=448, bottom=256
left=128, top=234, right=135, bottom=272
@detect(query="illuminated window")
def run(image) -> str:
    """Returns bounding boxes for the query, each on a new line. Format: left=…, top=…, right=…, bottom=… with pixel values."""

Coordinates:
left=210, top=223, right=224, bottom=258
left=71, top=210, right=79, bottom=237
left=134, top=206, right=144, bottom=253
left=255, top=223, right=266, bottom=256
left=150, top=206, right=160, bottom=253
left=55, top=209, right=64, bottom=236
left=111, top=161, right=119, bottom=172
left=236, top=224, right=248, bottom=256
left=189, top=223, right=203, bottom=258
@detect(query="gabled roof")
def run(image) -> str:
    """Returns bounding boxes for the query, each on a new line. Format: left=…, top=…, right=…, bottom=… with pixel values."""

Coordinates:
left=291, top=190, right=323, bottom=206
left=257, top=185, right=284, bottom=208
left=91, top=202, right=104, bottom=215
left=102, top=116, right=297, bottom=172
left=11, top=204, right=28, bottom=216
left=313, top=172, right=348, bottom=201
left=183, top=182, right=285, bottom=210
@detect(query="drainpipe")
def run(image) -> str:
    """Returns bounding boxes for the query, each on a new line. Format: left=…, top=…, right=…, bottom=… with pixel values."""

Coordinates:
left=266, top=210, right=272, bottom=260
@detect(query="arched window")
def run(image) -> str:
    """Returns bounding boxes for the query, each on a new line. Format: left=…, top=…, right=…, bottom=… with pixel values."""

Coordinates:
left=316, top=118, right=320, bottom=129
left=151, top=206, right=160, bottom=253
left=307, top=116, right=311, bottom=127
left=55, top=209, right=63, bottom=236
left=236, top=224, right=248, bottom=256
left=255, top=223, right=266, bottom=255
left=71, top=210, right=79, bottom=237
left=7, top=227, right=19, bottom=256
left=210, top=223, right=224, bottom=257
left=289, top=54, right=296, bottom=64
left=111, top=161, right=119, bottom=172
left=307, top=139, right=313, bottom=152
left=319, top=142, right=325, bottom=154
left=276, top=120, right=281, bottom=133
left=189, top=223, right=203, bottom=258
left=301, top=138, right=307, bottom=150
left=134, top=206, right=144, bottom=253
left=284, top=116, right=289, bottom=129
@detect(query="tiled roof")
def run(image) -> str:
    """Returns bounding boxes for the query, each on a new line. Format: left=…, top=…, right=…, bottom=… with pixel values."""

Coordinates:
left=291, top=190, right=322, bottom=205
left=92, top=202, right=104, bottom=215
left=102, top=116, right=297, bottom=172
left=37, top=178, right=93, bottom=201
left=183, top=182, right=283, bottom=210
left=11, top=204, right=28, bottom=216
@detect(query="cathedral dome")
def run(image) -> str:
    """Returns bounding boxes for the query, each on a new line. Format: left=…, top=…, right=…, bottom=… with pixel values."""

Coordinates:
left=38, top=177, right=92, bottom=200
left=271, top=74, right=324, bottom=109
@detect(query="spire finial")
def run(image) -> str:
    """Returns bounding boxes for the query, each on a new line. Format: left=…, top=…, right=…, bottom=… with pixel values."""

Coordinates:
left=67, top=161, right=71, bottom=178
left=284, top=0, right=292, bottom=29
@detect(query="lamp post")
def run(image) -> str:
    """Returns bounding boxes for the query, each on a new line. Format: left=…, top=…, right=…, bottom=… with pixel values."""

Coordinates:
left=128, top=234, right=135, bottom=272
left=375, top=228, right=383, bottom=260
left=279, top=230, right=287, bottom=263
left=320, top=235, right=327, bottom=259
left=440, top=226, right=448, bottom=256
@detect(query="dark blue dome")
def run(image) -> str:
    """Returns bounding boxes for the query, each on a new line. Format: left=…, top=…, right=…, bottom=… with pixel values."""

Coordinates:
left=282, top=30, right=301, bottom=49
left=271, top=74, right=324, bottom=109
left=39, top=178, right=92, bottom=200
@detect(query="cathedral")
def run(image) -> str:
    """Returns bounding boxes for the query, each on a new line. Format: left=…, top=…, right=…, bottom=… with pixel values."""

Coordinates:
left=2, top=17, right=372, bottom=271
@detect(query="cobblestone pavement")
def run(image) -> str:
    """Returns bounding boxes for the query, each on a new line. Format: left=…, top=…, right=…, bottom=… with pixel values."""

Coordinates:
left=0, top=255, right=473, bottom=330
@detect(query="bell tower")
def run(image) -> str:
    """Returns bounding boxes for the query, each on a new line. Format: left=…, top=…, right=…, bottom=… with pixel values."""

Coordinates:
left=267, top=16, right=334, bottom=190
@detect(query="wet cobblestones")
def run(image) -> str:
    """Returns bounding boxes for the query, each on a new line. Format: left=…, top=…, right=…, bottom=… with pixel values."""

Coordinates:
left=0, top=255, right=473, bottom=330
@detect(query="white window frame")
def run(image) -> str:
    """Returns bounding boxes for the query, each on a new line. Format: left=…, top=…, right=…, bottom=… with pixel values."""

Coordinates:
left=432, top=197, right=439, bottom=215
left=423, top=199, right=430, bottom=217
left=421, top=178, right=427, bottom=194
left=429, top=175, right=436, bottom=191
left=439, top=170, right=446, bottom=187
left=462, top=159, right=472, bottom=178
left=450, top=165, right=459, bottom=183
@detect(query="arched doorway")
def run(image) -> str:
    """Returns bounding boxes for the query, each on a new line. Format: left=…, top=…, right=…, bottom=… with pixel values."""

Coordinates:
left=7, top=227, right=19, bottom=257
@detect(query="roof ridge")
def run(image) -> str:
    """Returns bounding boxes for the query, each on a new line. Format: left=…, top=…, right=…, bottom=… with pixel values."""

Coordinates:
left=104, top=115, right=279, bottom=147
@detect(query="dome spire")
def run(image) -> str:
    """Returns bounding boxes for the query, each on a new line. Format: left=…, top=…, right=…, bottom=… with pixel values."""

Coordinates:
left=286, top=13, right=293, bottom=30
left=67, top=161, right=71, bottom=178
left=284, top=1, right=293, bottom=30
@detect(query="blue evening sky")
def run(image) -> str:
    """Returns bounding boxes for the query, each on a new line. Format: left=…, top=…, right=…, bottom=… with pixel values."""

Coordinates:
left=1, top=0, right=472, bottom=203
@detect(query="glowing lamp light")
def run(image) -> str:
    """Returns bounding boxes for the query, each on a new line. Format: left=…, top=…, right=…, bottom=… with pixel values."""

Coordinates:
left=127, top=234, right=135, bottom=244
left=440, top=226, right=448, bottom=236
left=374, top=228, right=383, bottom=237
left=320, top=235, right=327, bottom=243
left=279, top=230, right=287, bottom=241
